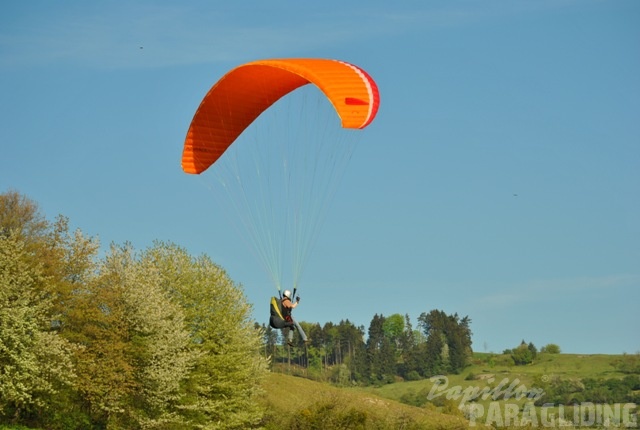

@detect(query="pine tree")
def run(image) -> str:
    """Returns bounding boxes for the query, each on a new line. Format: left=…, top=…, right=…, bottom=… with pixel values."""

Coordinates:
left=418, top=310, right=473, bottom=375
left=366, top=314, right=396, bottom=384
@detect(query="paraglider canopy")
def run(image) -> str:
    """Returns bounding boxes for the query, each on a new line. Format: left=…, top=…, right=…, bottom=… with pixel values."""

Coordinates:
left=182, top=58, right=380, bottom=174
left=181, top=57, right=380, bottom=294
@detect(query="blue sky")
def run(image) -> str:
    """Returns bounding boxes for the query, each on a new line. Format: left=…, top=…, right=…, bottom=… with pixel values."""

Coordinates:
left=1, top=0, right=638, bottom=355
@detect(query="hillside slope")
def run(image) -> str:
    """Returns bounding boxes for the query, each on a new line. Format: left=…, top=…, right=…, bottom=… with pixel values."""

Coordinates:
left=367, top=352, right=637, bottom=403
left=259, top=372, right=475, bottom=429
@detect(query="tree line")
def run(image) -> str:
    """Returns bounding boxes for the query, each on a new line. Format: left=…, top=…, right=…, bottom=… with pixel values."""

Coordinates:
left=0, top=191, right=267, bottom=429
left=260, top=308, right=473, bottom=386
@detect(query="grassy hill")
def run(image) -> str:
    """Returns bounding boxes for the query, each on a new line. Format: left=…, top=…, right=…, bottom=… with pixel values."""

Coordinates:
left=365, top=352, right=635, bottom=402
left=261, top=352, right=639, bottom=429
left=259, top=371, right=476, bottom=429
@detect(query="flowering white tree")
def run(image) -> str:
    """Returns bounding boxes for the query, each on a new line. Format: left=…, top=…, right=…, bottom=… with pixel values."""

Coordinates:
left=0, top=234, right=76, bottom=421
left=143, top=242, right=269, bottom=429
left=70, top=243, right=198, bottom=428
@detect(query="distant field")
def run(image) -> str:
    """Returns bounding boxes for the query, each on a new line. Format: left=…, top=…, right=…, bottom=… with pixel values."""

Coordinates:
left=365, top=352, right=634, bottom=403
left=357, top=352, right=639, bottom=428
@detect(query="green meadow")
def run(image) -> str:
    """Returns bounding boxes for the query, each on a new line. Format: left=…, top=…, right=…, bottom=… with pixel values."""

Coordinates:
left=366, top=352, right=635, bottom=401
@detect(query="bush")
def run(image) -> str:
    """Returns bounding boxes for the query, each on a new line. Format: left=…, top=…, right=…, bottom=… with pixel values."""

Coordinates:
left=291, top=401, right=367, bottom=430
left=405, top=370, right=421, bottom=381
left=441, top=399, right=464, bottom=417
left=511, top=341, right=537, bottom=365
left=613, top=353, right=640, bottom=374
left=541, top=343, right=561, bottom=354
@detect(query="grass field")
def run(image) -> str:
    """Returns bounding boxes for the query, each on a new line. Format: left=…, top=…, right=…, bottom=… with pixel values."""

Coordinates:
left=365, top=352, right=633, bottom=403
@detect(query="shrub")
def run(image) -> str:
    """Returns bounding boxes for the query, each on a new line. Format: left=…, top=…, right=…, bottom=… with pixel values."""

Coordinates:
left=541, top=343, right=561, bottom=354
left=288, top=398, right=367, bottom=429
left=405, top=370, right=421, bottom=381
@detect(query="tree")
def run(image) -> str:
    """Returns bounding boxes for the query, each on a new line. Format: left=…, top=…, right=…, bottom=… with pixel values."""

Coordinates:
left=0, top=191, right=83, bottom=425
left=541, top=343, right=561, bottom=354
left=144, top=241, right=269, bottom=429
left=418, top=310, right=447, bottom=375
left=397, top=314, right=422, bottom=379
left=418, top=310, right=473, bottom=375
left=365, top=314, right=396, bottom=384
left=62, top=243, right=197, bottom=428
left=261, top=323, right=279, bottom=361
left=336, top=320, right=366, bottom=384
left=323, top=322, right=340, bottom=366
left=511, top=340, right=536, bottom=365
left=446, top=314, right=473, bottom=374
left=382, top=313, right=404, bottom=347
left=0, top=224, right=76, bottom=423
left=527, top=342, right=537, bottom=359
left=1, top=192, right=270, bottom=428
left=0, top=190, right=48, bottom=246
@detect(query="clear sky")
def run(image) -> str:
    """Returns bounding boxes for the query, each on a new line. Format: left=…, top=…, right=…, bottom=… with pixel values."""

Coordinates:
left=1, top=0, right=638, bottom=355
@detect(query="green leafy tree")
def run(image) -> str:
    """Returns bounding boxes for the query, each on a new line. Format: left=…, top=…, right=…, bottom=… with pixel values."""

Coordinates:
left=382, top=313, right=404, bottom=346
left=64, top=243, right=197, bottom=428
left=511, top=340, right=536, bottom=365
left=144, top=241, right=268, bottom=429
left=1, top=192, right=270, bottom=428
left=540, top=343, right=561, bottom=354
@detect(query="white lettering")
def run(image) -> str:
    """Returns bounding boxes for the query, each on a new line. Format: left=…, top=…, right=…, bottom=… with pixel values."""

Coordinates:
left=541, top=403, right=555, bottom=427
left=623, top=403, right=637, bottom=427
left=521, top=402, right=538, bottom=427
left=503, top=403, right=520, bottom=427
left=427, top=375, right=448, bottom=400
left=486, top=402, right=503, bottom=427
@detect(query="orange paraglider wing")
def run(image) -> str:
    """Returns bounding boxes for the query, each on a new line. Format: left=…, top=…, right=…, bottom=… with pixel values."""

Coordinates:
left=181, top=58, right=380, bottom=174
